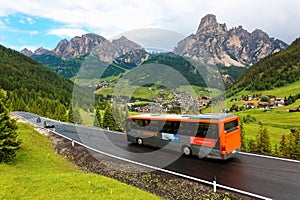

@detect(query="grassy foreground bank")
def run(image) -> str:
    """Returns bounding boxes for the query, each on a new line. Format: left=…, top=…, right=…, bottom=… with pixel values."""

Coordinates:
left=0, top=122, right=160, bottom=200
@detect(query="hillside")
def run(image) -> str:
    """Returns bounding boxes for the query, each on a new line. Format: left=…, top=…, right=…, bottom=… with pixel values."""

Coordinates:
left=228, top=38, right=300, bottom=96
left=0, top=122, right=160, bottom=199
left=0, top=44, right=77, bottom=120
left=31, top=54, right=85, bottom=78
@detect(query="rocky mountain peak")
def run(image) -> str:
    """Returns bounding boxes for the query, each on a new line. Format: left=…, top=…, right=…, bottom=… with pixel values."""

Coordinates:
left=34, top=47, right=53, bottom=55
left=197, top=14, right=217, bottom=30
left=251, top=29, right=269, bottom=39
left=174, top=14, right=288, bottom=66
left=196, top=14, right=227, bottom=34
left=53, top=39, right=68, bottom=57
left=20, top=48, right=33, bottom=57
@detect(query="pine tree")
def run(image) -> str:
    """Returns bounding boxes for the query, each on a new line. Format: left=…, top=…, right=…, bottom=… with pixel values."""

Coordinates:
left=274, top=144, right=278, bottom=156
left=0, top=90, right=21, bottom=162
left=102, top=103, right=117, bottom=130
left=291, top=129, right=300, bottom=159
left=67, top=103, right=74, bottom=123
left=279, top=134, right=288, bottom=157
left=247, top=138, right=257, bottom=152
left=112, top=104, right=124, bottom=132
left=256, top=124, right=272, bottom=155
left=94, top=107, right=101, bottom=127
left=73, top=109, right=82, bottom=124
left=240, top=120, right=247, bottom=151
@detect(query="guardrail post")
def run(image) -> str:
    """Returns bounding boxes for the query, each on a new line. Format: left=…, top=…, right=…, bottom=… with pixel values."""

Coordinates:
left=213, top=176, right=217, bottom=192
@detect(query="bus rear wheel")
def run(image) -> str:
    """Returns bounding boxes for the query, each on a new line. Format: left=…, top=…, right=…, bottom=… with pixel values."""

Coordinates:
left=137, top=138, right=143, bottom=146
left=182, top=146, right=192, bottom=156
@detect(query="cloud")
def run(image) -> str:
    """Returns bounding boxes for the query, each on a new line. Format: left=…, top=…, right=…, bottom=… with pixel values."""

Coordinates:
left=19, top=19, right=25, bottom=24
left=29, top=30, right=38, bottom=36
left=26, top=17, right=35, bottom=25
left=0, top=0, right=299, bottom=43
left=48, top=28, right=88, bottom=38
left=111, top=28, right=185, bottom=51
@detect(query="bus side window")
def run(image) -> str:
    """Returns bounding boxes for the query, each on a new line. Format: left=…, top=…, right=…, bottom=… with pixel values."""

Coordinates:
left=206, top=124, right=219, bottom=139
left=173, top=122, right=180, bottom=133
left=224, top=120, right=238, bottom=133
left=126, top=120, right=132, bottom=131
left=179, top=122, right=197, bottom=136
left=161, top=121, right=176, bottom=133
left=145, top=120, right=160, bottom=132
left=196, top=123, right=208, bottom=138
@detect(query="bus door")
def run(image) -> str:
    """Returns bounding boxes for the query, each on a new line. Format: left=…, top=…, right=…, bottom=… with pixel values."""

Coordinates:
left=190, top=122, right=220, bottom=158
left=159, top=121, right=181, bottom=151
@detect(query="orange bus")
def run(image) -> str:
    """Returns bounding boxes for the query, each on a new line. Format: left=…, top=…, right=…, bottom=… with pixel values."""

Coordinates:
left=126, top=114, right=241, bottom=160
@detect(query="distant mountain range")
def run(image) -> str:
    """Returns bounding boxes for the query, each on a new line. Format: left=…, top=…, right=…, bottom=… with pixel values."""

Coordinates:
left=20, top=14, right=291, bottom=89
left=22, top=34, right=142, bottom=62
left=22, top=14, right=288, bottom=68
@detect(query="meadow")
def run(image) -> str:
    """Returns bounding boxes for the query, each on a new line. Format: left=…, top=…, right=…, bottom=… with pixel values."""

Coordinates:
left=0, top=123, right=160, bottom=200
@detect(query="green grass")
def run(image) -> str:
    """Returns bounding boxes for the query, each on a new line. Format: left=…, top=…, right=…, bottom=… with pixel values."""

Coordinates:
left=242, top=123, right=290, bottom=146
left=0, top=123, right=160, bottom=200
left=79, top=109, right=95, bottom=126
left=210, top=80, right=300, bottom=149
left=230, top=79, right=300, bottom=99
left=237, top=108, right=300, bottom=129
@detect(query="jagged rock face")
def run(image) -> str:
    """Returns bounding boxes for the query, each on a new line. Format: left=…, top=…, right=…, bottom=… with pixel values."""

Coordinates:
left=59, top=34, right=108, bottom=60
left=34, top=47, right=53, bottom=56
left=22, top=33, right=142, bottom=62
left=174, top=14, right=288, bottom=66
left=53, top=39, right=68, bottom=57
left=115, top=48, right=151, bottom=65
left=20, top=48, right=33, bottom=57
left=111, top=36, right=142, bottom=58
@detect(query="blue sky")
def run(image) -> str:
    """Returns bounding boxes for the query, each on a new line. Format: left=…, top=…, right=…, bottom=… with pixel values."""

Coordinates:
left=0, top=14, right=68, bottom=50
left=0, top=0, right=299, bottom=52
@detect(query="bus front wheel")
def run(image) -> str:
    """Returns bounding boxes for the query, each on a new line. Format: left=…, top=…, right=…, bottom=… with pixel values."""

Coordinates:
left=137, top=138, right=143, bottom=146
left=182, top=146, right=192, bottom=156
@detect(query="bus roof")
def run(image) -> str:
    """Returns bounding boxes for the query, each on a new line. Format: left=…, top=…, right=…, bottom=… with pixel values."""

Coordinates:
left=127, top=113, right=236, bottom=121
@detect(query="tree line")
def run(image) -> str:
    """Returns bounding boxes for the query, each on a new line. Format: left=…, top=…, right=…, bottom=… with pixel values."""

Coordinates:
left=0, top=44, right=93, bottom=122
left=93, top=102, right=128, bottom=132
left=240, top=118, right=300, bottom=160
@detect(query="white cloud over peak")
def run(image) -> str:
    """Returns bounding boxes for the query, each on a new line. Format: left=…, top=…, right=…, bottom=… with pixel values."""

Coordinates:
left=48, top=28, right=88, bottom=38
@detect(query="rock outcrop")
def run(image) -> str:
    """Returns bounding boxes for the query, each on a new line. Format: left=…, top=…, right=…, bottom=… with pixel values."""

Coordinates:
left=22, top=33, right=142, bottom=62
left=174, top=14, right=288, bottom=66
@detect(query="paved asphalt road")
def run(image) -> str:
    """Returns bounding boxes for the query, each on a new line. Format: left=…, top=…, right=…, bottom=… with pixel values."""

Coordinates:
left=13, top=112, right=300, bottom=200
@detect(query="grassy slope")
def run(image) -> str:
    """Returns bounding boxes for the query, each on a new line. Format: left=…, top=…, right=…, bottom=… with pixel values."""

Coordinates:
left=224, top=81, right=300, bottom=147
left=0, top=123, right=160, bottom=200
left=230, top=79, right=300, bottom=99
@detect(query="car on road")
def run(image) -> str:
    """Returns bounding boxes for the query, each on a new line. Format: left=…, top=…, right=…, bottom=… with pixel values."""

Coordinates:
left=43, top=120, right=55, bottom=128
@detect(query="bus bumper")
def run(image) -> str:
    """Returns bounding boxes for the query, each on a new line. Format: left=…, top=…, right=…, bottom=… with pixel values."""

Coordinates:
left=218, top=148, right=241, bottom=160
left=203, top=148, right=240, bottom=160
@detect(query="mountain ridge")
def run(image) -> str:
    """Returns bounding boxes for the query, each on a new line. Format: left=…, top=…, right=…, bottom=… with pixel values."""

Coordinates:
left=173, top=14, right=288, bottom=66
left=22, top=33, right=142, bottom=62
left=22, top=14, right=288, bottom=68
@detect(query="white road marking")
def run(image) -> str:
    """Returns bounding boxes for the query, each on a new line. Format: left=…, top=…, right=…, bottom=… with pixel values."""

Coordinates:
left=239, top=152, right=300, bottom=163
